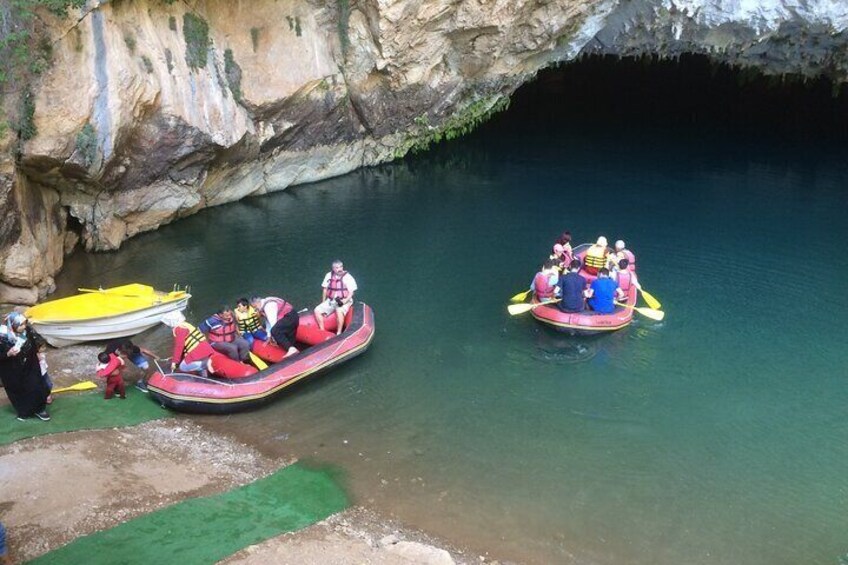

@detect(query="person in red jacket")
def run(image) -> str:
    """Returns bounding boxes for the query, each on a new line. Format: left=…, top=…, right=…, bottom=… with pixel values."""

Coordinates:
left=161, top=312, right=215, bottom=376
left=96, top=352, right=126, bottom=399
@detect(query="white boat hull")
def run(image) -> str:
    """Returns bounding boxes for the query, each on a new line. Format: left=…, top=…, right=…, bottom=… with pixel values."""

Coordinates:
left=31, top=296, right=190, bottom=347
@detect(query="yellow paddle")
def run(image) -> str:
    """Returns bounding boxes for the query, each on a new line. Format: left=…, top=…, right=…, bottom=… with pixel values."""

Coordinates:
left=633, top=281, right=661, bottom=310
left=615, top=301, right=665, bottom=321
left=509, top=289, right=532, bottom=303
left=52, top=381, right=98, bottom=393
left=249, top=351, right=268, bottom=370
left=507, top=299, right=561, bottom=316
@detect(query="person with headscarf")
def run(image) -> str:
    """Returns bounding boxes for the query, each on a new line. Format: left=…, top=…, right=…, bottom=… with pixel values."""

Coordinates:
left=161, top=311, right=214, bottom=376
left=0, top=313, right=51, bottom=421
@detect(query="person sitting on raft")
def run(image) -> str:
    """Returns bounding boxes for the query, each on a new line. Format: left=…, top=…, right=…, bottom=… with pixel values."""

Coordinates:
left=199, top=306, right=250, bottom=362
left=531, top=259, right=560, bottom=301
left=609, top=239, right=636, bottom=272
left=612, top=258, right=637, bottom=293
left=235, top=298, right=267, bottom=347
left=551, top=231, right=573, bottom=266
left=314, top=260, right=358, bottom=335
left=557, top=259, right=588, bottom=313
left=251, top=296, right=299, bottom=358
left=584, top=268, right=625, bottom=314
left=584, top=236, right=609, bottom=276
left=161, top=311, right=215, bottom=377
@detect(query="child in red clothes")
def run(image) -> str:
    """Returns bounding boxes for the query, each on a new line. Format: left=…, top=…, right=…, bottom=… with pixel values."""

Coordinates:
left=96, top=352, right=126, bottom=399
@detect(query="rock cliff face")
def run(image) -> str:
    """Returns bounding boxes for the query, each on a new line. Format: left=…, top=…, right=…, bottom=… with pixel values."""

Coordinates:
left=1, top=0, right=846, bottom=302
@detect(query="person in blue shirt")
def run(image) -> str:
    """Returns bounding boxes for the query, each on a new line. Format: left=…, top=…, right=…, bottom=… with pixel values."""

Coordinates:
left=557, top=259, right=587, bottom=313
left=585, top=268, right=624, bottom=314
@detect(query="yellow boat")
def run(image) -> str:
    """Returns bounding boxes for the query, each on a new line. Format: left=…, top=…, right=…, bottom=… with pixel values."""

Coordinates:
left=25, top=283, right=191, bottom=347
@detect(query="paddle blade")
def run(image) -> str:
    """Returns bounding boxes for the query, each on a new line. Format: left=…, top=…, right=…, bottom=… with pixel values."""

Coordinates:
left=509, top=289, right=531, bottom=303
left=507, top=302, right=536, bottom=316
left=635, top=306, right=665, bottom=321
left=52, top=381, right=98, bottom=393
left=249, top=351, right=268, bottom=370
left=639, top=287, right=662, bottom=310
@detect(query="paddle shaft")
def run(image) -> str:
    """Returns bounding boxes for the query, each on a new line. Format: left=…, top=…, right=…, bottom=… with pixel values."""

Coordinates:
left=615, top=301, right=665, bottom=321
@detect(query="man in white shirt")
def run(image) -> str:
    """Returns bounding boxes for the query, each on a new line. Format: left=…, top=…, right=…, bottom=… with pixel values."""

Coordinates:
left=314, top=260, right=358, bottom=335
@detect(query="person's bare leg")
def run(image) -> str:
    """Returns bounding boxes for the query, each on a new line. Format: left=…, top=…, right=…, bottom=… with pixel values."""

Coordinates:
left=314, top=306, right=325, bottom=331
left=336, top=307, right=344, bottom=335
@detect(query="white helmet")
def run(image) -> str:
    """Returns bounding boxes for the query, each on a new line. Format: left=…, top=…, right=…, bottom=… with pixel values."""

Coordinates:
left=596, top=236, right=608, bottom=247
left=160, top=311, right=186, bottom=327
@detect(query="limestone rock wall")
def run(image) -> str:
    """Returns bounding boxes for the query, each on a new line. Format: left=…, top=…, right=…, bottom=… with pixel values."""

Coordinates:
left=1, top=0, right=846, bottom=303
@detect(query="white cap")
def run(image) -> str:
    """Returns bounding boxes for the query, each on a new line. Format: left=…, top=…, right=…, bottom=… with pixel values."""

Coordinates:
left=615, top=240, right=625, bottom=251
left=596, top=236, right=608, bottom=247
left=160, top=311, right=185, bottom=327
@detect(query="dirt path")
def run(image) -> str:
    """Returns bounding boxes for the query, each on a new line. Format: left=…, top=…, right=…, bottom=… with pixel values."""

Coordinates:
left=0, top=418, right=482, bottom=564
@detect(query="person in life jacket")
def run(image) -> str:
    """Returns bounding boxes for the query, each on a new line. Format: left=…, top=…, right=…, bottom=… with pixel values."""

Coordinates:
left=250, top=296, right=299, bottom=357
left=551, top=231, right=573, bottom=266
left=612, top=258, right=635, bottom=295
left=531, top=259, right=559, bottom=301
left=609, top=239, right=636, bottom=272
left=235, top=298, right=268, bottom=347
left=314, top=259, right=358, bottom=335
left=161, top=311, right=215, bottom=376
left=198, top=305, right=250, bottom=362
left=583, top=236, right=609, bottom=276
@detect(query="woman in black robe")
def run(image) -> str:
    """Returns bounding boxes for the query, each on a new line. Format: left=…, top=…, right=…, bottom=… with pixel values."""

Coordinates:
left=0, top=313, right=50, bottom=421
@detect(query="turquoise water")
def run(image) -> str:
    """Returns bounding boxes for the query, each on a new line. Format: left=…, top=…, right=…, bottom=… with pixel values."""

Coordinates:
left=55, top=67, right=848, bottom=564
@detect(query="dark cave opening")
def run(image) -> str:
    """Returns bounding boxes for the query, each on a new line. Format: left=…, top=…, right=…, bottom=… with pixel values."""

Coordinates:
left=484, top=54, right=848, bottom=142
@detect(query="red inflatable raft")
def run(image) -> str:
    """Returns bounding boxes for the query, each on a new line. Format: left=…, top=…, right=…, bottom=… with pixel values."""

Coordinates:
left=530, top=243, right=639, bottom=335
left=147, top=302, right=375, bottom=413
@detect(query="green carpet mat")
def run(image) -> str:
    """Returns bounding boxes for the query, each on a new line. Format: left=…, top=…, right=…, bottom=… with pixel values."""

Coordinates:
left=30, top=463, right=349, bottom=565
left=0, top=387, right=168, bottom=446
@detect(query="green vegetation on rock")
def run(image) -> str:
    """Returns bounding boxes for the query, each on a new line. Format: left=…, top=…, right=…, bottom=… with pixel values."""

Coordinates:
left=18, top=88, right=37, bottom=141
left=395, top=95, right=510, bottom=158
left=168, top=15, right=177, bottom=31
left=75, top=123, right=97, bottom=167
left=224, top=48, right=243, bottom=102
left=123, top=33, right=136, bottom=53
left=250, top=27, right=260, bottom=52
left=0, top=1, right=85, bottom=142
left=183, top=12, right=210, bottom=69
left=141, top=55, right=153, bottom=73
left=337, top=0, right=350, bottom=56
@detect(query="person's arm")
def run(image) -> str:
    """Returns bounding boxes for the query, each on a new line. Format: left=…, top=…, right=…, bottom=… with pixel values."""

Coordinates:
left=171, top=328, right=185, bottom=368
left=343, top=275, right=357, bottom=305
left=197, top=318, right=212, bottom=335
left=264, top=302, right=278, bottom=333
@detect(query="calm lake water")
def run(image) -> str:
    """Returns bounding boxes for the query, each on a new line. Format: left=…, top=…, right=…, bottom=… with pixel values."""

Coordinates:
left=56, top=61, right=848, bottom=564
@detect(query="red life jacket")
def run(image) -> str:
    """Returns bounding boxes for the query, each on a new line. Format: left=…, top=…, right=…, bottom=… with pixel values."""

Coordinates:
left=261, top=297, right=293, bottom=323
left=327, top=271, right=350, bottom=300
left=623, top=249, right=636, bottom=271
left=207, top=315, right=238, bottom=343
left=617, top=270, right=632, bottom=293
left=534, top=272, right=556, bottom=300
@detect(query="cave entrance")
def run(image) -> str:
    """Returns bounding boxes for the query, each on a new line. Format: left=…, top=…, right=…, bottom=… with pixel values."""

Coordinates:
left=485, top=54, right=848, bottom=141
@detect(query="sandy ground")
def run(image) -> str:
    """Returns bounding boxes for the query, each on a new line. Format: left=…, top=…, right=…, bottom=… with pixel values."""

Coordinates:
left=0, top=338, right=490, bottom=565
